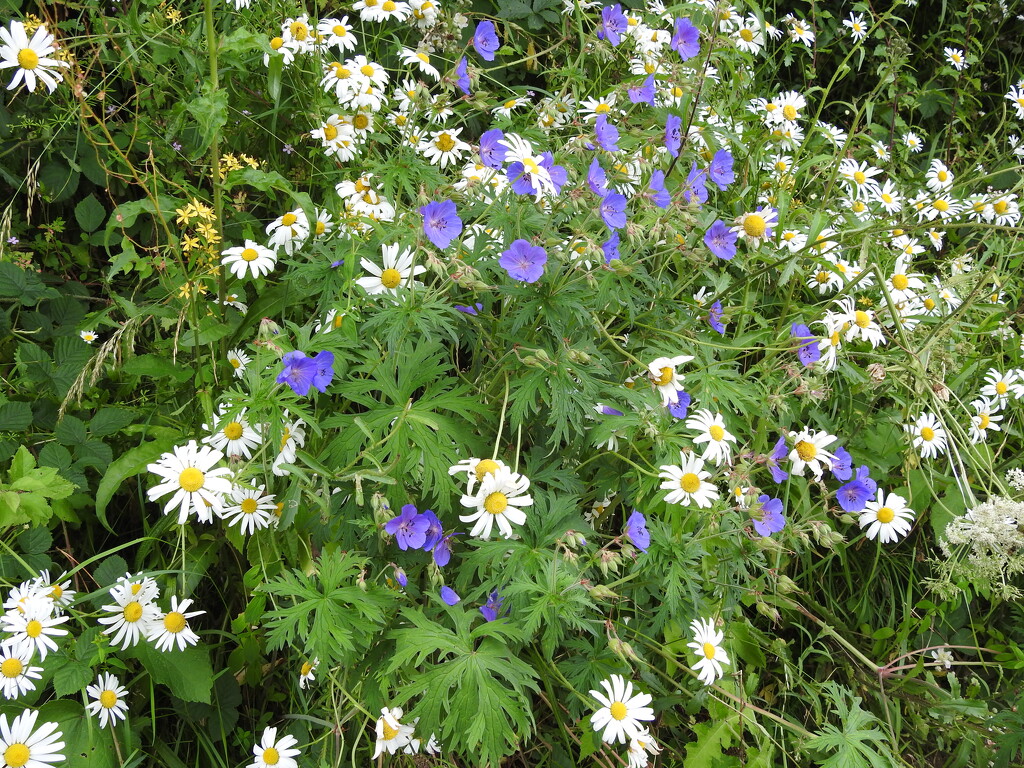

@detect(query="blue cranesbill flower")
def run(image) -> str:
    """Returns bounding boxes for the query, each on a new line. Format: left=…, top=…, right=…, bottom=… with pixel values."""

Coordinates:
left=665, top=114, right=683, bottom=157
left=385, top=504, right=430, bottom=550
left=768, top=435, right=789, bottom=483
left=433, top=530, right=459, bottom=567
left=455, top=303, right=483, bottom=315
left=598, top=4, right=628, bottom=46
left=602, top=231, right=620, bottom=263
left=499, top=239, right=547, bottom=283
left=704, top=220, right=737, bottom=260
left=420, top=509, right=443, bottom=551
left=670, top=17, right=700, bottom=61
left=708, top=301, right=725, bottom=334
left=752, top=494, right=786, bottom=536
left=628, top=74, right=656, bottom=106
left=420, top=199, right=463, bottom=250
left=480, top=589, right=505, bottom=621
left=479, top=128, right=506, bottom=169
left=625, top=510, right=650, bottom=552
left=454, top=56, right=470, bottom=96
left=594, top=114, right=620, bottom=152
left=836, top=465, right=877, bottom=512
left=440, top=586, right=461, bottom=605
left=682, top=162, right=709, bottom=206
left=830, top=446, right=853, bottom=481
left=600, top=191, right=627, bottom=230
left=791, top=322, right=821, bottom=367
left=588, top=157, right=609, bottom=196
left=393, top=566, right=407, bottom=588
left=668, top=389, right=692, bottom=419
left=472, top=20, right=499, bottom=61
left=707, top=149, right=735, bottom=191
left=311, top=351, right=334, bottom=393
left=649, top=170, right=670, bottom=209
left=277, top=351, right=319, bottom=396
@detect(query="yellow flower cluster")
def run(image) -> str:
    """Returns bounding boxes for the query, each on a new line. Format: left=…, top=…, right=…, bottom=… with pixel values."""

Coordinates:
left=217, top=153, right=261, bottom=180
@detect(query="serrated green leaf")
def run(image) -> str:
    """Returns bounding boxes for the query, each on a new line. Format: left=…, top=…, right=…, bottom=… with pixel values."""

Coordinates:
left=51, top=656, right=96, bottom=698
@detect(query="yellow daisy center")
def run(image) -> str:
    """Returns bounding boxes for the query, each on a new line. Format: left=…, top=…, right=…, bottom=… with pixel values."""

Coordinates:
left=360, top=64, right=375, bottom=78
left=281, top=213, right=298, bottom=227
left=709, top=425, right=725, bottom=441
left=353, top=113, right=370, bottom=130
left=775, top=160, right=788, bottom=172
left=609, top=701, right=628, bottom=721
left=301, top=661, right=314, bottom=676
left=239, top=249, right=257, bottom=265
left=854, top=310, right=871, bottom=328
left=830, top=331, right=840, bottom=347
left=815, top=271, right=830, bottom=284
left=671, top=86, right=683, bottom=98
left=25, top=620, right=42, bottom=638
left=164, top=612, right=187, bottom=633
left=262, top=747, right=280, bottom=765
left=594, top=103, right=611, bottom=114
left=933, top=199, right=949, bottom=212
left=330, top=63, right=351, bottom=78
left=740, top=29, right=754, bottom=42
left=380, top=268, right=402, bottom=289
left=333, top=25, right=347, bottom=36
left=17, top=49, right=39, bottom=70
left=876, top=507, right=895, bottom=524
left=290, top=22, right=308, bottom=40
left=920, top=427, right=935, bottom=442
left=994, top=200, right=1009, bottom=215
left=100, top=689, right=118, bottom=708
left=474, top=459, right=500, bottom=481
left=853, top=170, right=866, bottom=185
left=179, top=467, right=205, bottom=492
left=323, top=123, right=338, bottom=141
left=124, top=602, right=143, bottom=623
left=240, top=498, right=259, bottom=515
left=882, top=193, right=893, bottom=204
left=381, top=722, right=399, bottom=741
left=383, top=0, right=397, bottom=10
left=4, top=744, right=29, bottom=768
left=937, top=170, right=948, bottom=182
left=435, top=133, right=456, bottom=152
left=891, top=274, right=909, bottom=291
left=653, top=366, right=674, bottom=386
left=315, top=221, right=326, bottom=235
left=1, top=658, right=23, bottom=678
left=795, top=440, right=817, bottom=461
left=996, top=381, right=1008, bottom=395
left=230, top=357, right=242, bottom=369
left=782, top=104, right=797, bottom=121
left=978, top=413, right=990, bottom=429
left=680, top=473, right=701, bottom=494
left=924, top=298, right=936, bottom=310
left=50, top=585, right=63, bottom=599
left=484, top=492, right=508, bottom=515
left=223, top=422, right=244, bottom=440
left=703, top=642, right=716, bottom=659
left=270, top=37, right=284, bottom=50
left=743, top=214, right=766, bottom=237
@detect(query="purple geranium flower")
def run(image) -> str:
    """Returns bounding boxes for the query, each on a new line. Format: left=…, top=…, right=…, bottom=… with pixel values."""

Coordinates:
left=791, top=322, right=821, bottom=367
left=433, top=530, right=459, bottom=567
left=507, top=153, right=566, bottom=197
left=602, top=231, right=620, bottom=263
left=420, top=199, right=463, bottom=250
left=665, top=114, right=683, bottom=157
left=420, top=509, right=443, bottom=551
left=836, top=466, right=877, bottom=512
left=384, top=504, right=430, bottom=551
left=707, top=149, right=735, bottom=191
left=768, top=435, right=789, bottom=483
left=649, top=170, right=670, bottom=209
left=628, top=74, right=656, bottom=106
left=277, top=351, right=319, bottom=396
left=588, top=158, right=609, bottom=196
left=598, top=4, right=628, bottom=46
left=394, top=566, right=407, bottom=588
left=708, top=300, right=725, bottom=334
left=830, top=446, right=853, bottom=481
left=625, top=510, right=650, bottom=552
left=594, top=114, right=620, bottom=152
left=480, top=589, right=505, bottom=621
left=479, top=128, right=506, bottom=169
left=330, top=258, right=345, bottom=268
left=472, top=20, right=499, bottom=61
left=598, top=405, right=623, bottom=416
left=311, top=350, right=334, bottom=393
left=454, top=56, right=470, bottom=96
left=499, top=239, right=547, bottom=282
left=440, top=586, right=461, bottom=605
left=600, top=191, right=627, bottom=230
left=752, top=494, right=786, bottom=536
left=668, top=389, right=692, bottom=419
left=704, top=220, right=738, bottom=260
left=682, top=162, right=709, bottom=206
left=455, top=303, right=483, bottom=315
left=670, top=17, right=700, bottom=61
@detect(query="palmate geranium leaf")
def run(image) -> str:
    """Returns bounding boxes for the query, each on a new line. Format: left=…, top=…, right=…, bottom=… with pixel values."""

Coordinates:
left=804, top=682, right=895, bottom=768
left=387, top=608, right=538, bottom=767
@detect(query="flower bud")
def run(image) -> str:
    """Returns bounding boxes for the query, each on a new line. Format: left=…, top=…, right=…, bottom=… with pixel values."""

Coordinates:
left=589, top=584, right=619, bottom=600
left=776, top=575, right=800, bottom=594
left=755, top=600, right=780, bottom=623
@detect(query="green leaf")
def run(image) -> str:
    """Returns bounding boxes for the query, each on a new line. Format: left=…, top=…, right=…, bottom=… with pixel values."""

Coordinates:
left=121, top=354, right=192, bottom=382
left=74, top=194, right=106, bottom=232
left=95, top=436, right=177, bottom=533
left=55, top=415, right=88, bottom=447
left=33, top=700, right=118, bottom=768
left=18, top=525, right=52, bottom=555
left=186, top=80, right=228, bottom=155
left=0, top=262, right=55, bottom=306
left=89, top=408, right=136, bottom=437
left=805, top=682, right=895, bottom=768
left=51, top=656, right=96, bottom=698
left=93, top=555, right=129, bottom=589
left=0, top=402, right=32, bottom=431
left=127, top=641, right=214, bottom=704
left=684, top=717, right=740, bottom=768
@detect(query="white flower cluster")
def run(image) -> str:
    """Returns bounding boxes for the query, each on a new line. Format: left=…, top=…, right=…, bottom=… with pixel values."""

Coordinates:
left=939, top=496, right=1024, bottom=599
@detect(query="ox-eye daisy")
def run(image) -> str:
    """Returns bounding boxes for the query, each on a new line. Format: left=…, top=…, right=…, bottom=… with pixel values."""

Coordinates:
left=859, top=490, right=915, bottom=543
left=147, top=596, right=204, bottom=652
left=647, top=354, right=693, bottom=407
left=459, top=466, right=533, bottom=539
left=659, top=452, right=719, bottom=508
left=221, top=241, right=277, bottom=280
left=905, top=413, right=948, bottom=459
left=357, top=243, right=425, bottom=296
left=0, top=709, right=65, bottom=768
left=146, top=441, right=232, bottom=524
left=589, top=674, right=654, bottom=745
left=686, top=409, right=737, bottom=466
left=448, top=457, right=509, bottom=495
left=688, top=617, right=730, bottom=685
left=249, top=727, right=301, bottom=768
left=85, top=672, right=130, bottom=728
left=787, top=427, right=838, bottom=479
left=0, top=20, right=70, bottom=94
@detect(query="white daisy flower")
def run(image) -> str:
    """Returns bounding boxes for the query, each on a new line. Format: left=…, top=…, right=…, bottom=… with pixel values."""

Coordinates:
left=79, top=330, right=98, bottom=344
left=0, top=709, right=64, bottom=768
left=734, top=16, right=764, bottom=54
left=266, top=209, right=309, bottom=255
left=687, top=616, right=731, bottom=685
left=967, top=397, right=1002, bottom=444
left=280, top=15, right=314, bottom=54
left=944, top=46, right=967, bottom=70
left=419, top=127, right=471, bottom=169
left=731, top=206, right=778, bottom=246
left=833, top=297, right=886, bottom=348
left=34, top=570, right=74, bottom=614
left=0, top=642, right=43, bottom=700
left=221, top=240, right=277, bottom=280
left=903, top=131, right=924, bottom=152
left=317, top=17, right=357, bottom=51
left=272, top=417, right=306, bottom=477
left=85, top=672, right=130, bottom=729
left=146, top=596, right=204, bottom=652
left=398, top=47, right=439, bottom=80
left=905, top=413, right=948, bottom=459
left=146, top=441, right=232, bottom=524
left=885, top=255, right=927, bottom=303
left=372, top=707, right=415, bottom=758
left=980, top=368, right=1021, bottom=407
left=221, top=485, right=278, bottom=535
left=98, top=581, right=161, bottom=650
left=459, top=466, right=533, bottom=539
left=659, top=452, right=719, bottom=508
left=859, top=490, right=915, bottom=543
left=448, top=457, right=509, bottom=495
left=646, top=354, right=694, bottom=407
left=109, top=572, right=160, bottom=606
left=588, top=674, right=654, bottom=745
left=356, top=243, right=425, bottom=296
left=0, top=596, right=68, bottom=661
left=686, top=409, right=737, bottom=466
left=837, top=158, right=882, bottom=200
left=227, top=348, right=251, bottom=378
left=203, top=406, right=262, bottom=460
left=843, top=12, right=868, bottom=41
left=249, top=726, right=301, bottom=768
left=925, top=159, right=954, bottom=192
left=786, top=427, right=838, bottom=479
left=0, top=20, right=70, bottom=94
left=299, top=658, right=319, bottom=689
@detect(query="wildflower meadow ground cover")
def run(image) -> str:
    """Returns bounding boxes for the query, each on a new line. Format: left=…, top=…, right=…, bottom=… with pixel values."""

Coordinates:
left=3, top=0, right=1024, bottom=765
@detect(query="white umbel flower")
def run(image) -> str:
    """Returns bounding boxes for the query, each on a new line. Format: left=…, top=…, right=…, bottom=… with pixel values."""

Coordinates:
left=356, top=243, right=425, bottom=296
left=221, top=240, right=277, bottom=280
left=589, top=674, right=654, bottom=745
left=658, top=452, right=719, bottom=508
left=459, top=466, right=533, bottom=539
left=685, top=409, right=737, bottom=466
left=248, top=726, right=301, bottom=768
left=85, top=672, right=130, bottom=729
left=146, top=441, right=232, bottom=524
left=687, top=617, right=730, bottom=685
left=0, top=709, right=65, bottom=768
left=859, top=490, right=915, bottom=543
left=0, top=21, right=69, bottom=94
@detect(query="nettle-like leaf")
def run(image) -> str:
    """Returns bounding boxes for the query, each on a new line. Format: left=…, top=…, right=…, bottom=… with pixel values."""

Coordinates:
left=258, top=552, right=397, bottom=668
left=387, top=608, right=539, bottom=767
left=804, top=682, right=895, bottom=768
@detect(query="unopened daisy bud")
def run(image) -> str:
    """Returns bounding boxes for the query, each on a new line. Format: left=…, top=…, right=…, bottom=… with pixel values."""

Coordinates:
left=755, top=600, right=780, bottom=623
left=589, top=584, right=619, bottom=600
left=776, top=575, right=800, bottom=594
